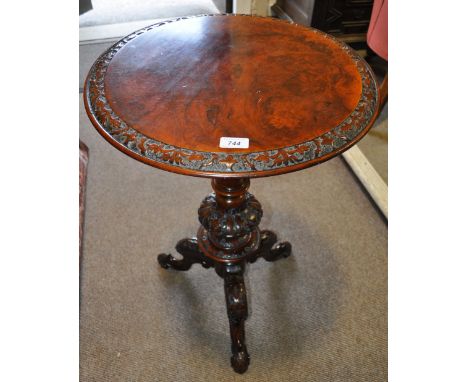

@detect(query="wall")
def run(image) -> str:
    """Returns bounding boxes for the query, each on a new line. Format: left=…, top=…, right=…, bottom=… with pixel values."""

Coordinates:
left=234, top=0, right=275, bottom=16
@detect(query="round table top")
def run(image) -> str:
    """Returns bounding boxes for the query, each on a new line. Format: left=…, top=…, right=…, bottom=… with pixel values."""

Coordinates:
left=84, top=14, right=379, bottom=178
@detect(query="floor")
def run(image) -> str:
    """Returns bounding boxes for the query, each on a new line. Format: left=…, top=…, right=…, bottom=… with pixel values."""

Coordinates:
left=79, top=38, right=387, bottom=381
left=79, top=0, right=224, bottom=27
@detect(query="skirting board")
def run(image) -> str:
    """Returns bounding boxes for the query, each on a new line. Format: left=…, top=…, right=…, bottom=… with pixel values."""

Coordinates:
left=342, top=146, right=388, bottom=219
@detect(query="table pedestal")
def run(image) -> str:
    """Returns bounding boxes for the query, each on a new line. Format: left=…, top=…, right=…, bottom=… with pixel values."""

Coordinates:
left=158, top=178, right=291, bottom=373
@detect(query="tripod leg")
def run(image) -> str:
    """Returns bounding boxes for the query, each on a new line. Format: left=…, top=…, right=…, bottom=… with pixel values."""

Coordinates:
left=249, top=230, right=292, bottom=263
left=220, top=264, right=250, bottom=374
left=158, top=238, right=213, bottom=271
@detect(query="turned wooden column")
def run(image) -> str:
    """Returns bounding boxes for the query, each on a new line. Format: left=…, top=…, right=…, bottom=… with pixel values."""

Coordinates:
left=197, top=178, right=262, bottom=264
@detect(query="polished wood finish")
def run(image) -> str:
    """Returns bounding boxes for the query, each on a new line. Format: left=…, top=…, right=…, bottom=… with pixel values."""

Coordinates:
left=84, top=14, right=379, bottom=374
left=104, top=16, right=360, bottom=152
left=84, top=14, right=379, bottom=178
left=158, top=178, right=291, bottom=373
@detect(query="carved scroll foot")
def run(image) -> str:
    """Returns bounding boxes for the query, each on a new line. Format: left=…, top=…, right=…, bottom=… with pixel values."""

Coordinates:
left=158, top=238, right=213, bottom=271
left=249, top=230, right=292, bottom=263
left=218, top=264, right=250, bottom=374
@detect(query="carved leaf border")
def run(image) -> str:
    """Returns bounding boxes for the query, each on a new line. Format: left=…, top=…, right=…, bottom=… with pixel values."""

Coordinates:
left=86, top=14, right=379, bottom=174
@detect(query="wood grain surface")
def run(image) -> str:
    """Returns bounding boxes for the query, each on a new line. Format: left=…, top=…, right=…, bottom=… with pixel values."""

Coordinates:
left=84, top=14, right=379, bottom=178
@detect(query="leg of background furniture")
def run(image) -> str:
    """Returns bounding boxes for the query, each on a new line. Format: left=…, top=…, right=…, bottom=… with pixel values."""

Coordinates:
left=379, top=73, right=388, bottom=112
left=158, top=238, right=213, bottom=271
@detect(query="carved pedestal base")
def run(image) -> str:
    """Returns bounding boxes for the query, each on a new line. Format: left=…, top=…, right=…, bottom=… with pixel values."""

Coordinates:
left=157, top=178, right=291, bottom=374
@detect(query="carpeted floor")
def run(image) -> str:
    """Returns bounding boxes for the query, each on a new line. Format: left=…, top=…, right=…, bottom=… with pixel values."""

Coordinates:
left=79, top=40, right=387, bottom=381
left=79, top=0, right=222, bottom=27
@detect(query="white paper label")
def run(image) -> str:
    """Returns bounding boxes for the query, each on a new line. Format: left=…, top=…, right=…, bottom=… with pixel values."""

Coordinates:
left=219, top=137, right=249, bottom=149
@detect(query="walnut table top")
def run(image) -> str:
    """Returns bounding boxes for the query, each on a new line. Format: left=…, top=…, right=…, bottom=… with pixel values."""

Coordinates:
left=84, top=14, right=379, bottom=178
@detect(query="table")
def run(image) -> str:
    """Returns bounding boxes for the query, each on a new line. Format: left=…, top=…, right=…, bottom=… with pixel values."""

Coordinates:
left=84, top=14, right=379, bottom=374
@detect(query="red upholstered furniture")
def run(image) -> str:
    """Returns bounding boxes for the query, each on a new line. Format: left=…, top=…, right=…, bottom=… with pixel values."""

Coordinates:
left=367, top=0, right=388, bottom=61
left=367, top=0, right=388, bottom=110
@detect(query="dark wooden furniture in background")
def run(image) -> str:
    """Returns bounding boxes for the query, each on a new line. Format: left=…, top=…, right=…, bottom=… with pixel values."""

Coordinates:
left=226, top=0, right=233, bottom=13
left=79, top=141, right=89, bottom=260
left=84, top=14, right=379, bottom=373
left=274, top=0, right=374, bottom=49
